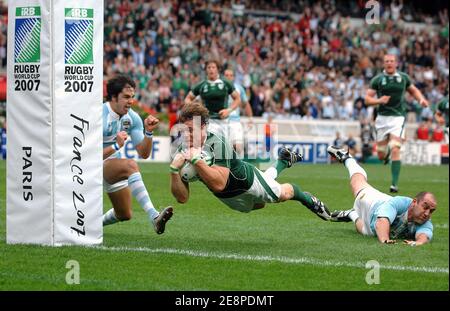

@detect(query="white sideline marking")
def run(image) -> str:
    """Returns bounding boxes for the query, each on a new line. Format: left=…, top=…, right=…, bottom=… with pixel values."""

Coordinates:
left=92, top=245, right=448, bottom=274
left=434, top=224, right=448, bottom=229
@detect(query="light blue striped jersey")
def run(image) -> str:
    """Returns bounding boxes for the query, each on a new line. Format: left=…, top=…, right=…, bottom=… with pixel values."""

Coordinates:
left=369, top=196, right=433, bottom=240
left=227, top=83, right=247, bottom=122
left=103, top=102, right=145, bottom=153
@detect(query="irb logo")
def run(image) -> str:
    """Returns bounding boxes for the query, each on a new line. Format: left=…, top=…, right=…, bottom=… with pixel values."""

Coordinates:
left=18, top=7, right=38, bottom=16
left=64, top=8, right=94, bottom=65
left=65, top=8, right=91, bottom=19
left=14, top=7, right=41, bottom=63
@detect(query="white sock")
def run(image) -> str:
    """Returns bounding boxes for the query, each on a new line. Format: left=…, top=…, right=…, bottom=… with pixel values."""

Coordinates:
left=348, top=210, right=359, bottom=223
left=103, top=208, right=119, bottom=226
left=128, top=172, right=160, bottom=220
left=344, top=158, right=367, bottom=180
left=264, top=167, right=278, bottom=180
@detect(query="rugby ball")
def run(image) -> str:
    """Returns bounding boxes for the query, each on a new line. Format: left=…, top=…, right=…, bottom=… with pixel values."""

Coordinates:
left=180, top=151, right=214, bottom=182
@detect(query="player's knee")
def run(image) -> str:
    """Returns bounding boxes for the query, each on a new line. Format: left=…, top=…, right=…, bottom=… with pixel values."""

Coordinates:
left=126, top=159, right=139, bottom=174
left=253, top=203, right=265, bottom=210
left=117, top=210, right=132, bottom=221
left=278, top=184, right=294, bottom=201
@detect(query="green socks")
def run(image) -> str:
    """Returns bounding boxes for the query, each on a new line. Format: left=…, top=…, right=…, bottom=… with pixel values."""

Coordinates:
left=391, top=160, right=401, bottom=186
left=275, top=159, right=289, bottom=175
left=291, top=183, right=314, bottom=208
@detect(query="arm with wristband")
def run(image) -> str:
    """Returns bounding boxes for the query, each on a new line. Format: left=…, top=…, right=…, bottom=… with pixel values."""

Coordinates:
left=170, top=153, right=190, bottom=203
left=103, top=131, right=128, bottom=160
left=135, top=114, right=159, bottom=159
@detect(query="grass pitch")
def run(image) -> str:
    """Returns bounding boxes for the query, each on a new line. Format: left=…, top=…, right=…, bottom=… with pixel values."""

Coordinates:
left=0, top=160, right=448, bottom=290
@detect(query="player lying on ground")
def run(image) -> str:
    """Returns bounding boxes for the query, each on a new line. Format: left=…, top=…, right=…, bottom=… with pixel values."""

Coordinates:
left=102, top=74, right=173, bottom=234
left=327, top=145, right=437, bottom=246
left=169, top=102, right=331, bottom=220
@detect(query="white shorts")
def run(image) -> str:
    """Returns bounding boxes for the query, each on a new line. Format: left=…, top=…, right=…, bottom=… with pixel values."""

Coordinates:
left=228, top=121, right=244, bottom=145
left=353, top=186, right=392, bottom=236
left=218, top=168, right=282, bottom=213
left=208, top=119, right=229, bottom=138
left=103, top=158, right=128, bottom=193
left=103, top=179, right=128, bottom=193
left=375, top=115, right=406, bottom=141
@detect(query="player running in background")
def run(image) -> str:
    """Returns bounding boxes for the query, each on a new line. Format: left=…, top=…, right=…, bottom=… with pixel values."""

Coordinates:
left=365, top=54, right=429, bottom=193
left=434, top=95, right=449, bottom=144
left=327, top=145, right=436, bottom=246
left=184, top=59, right=241, bottom=139
left=223, top=68, right=254, bottom=158
left=169, top=102, right=331, bottom=221
left=102, top=74, right=173, bottom=234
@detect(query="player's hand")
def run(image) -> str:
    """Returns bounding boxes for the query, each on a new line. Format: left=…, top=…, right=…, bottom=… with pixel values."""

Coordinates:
left=403, top=240, right=418, bottom=246
left=144, top=115, right=159, bottom=132
left=116, top=131, right=128, bottom=148
left=170, top=153, right=186, bottom=169
left=419, top=98, right=429, bottom=107
left=182, top=147, right=202, bottom=163
left=218, top=108, right=230, bottom=119
left=383, top=239, right=397, bottom=244
left=378, top=96, right=391, bottom=105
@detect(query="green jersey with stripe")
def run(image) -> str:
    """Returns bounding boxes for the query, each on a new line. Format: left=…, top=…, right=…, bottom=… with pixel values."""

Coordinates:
left=436, top=96, right=449, bottom=127
left=191, top=78, right=235, bottom=119
left=203, top=132, right=255, bottom=198
left=369, top=71, right=412, bottom=116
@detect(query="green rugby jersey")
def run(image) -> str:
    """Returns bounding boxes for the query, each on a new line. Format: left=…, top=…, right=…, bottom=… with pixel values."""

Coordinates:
left=369, top=71, right=412, bottom=116
left=191, top=78, right=235, bottom=119
left=203, top=132, right=255, bottom=198
left=436, top=96, right=449, bottom=127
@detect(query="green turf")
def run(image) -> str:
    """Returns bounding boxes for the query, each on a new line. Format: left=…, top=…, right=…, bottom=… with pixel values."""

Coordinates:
left=0, top=160, right=448, bottom=290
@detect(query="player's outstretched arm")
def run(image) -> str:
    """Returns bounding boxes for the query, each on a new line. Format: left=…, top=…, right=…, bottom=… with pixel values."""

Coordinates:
left=195, top=161, right=229, bottom=193
left=375, top=217, right=396, bottom=244
left=404, top=234, right=429, bottom=247
left=170, top=153, right=190, bottom=203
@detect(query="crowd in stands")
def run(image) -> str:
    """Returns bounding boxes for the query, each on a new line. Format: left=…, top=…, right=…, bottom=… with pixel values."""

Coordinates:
left=100, top=0, right=448, bottom=126
left=0, top=0, right=448, bottom=129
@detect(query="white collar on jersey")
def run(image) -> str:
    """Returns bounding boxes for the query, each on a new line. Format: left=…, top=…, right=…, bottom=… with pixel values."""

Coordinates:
left=106, top=102, right=120, bottom=120
left=382, top=70, right=401, bottom=77
left=207, top=78, right=222, bottom=84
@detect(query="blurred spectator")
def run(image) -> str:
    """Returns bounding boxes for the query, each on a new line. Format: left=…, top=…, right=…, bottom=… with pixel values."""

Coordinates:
left=345, top=133, right=357, bottom=156
left=360, top=119, right=375, bottom=163
left=416, top=119, right=432, bottom=141
left=88, top=0, right=449, bottom=126
left=333, top=131, right=345, bottom=148
left=431, top=124, right=445, bottom=142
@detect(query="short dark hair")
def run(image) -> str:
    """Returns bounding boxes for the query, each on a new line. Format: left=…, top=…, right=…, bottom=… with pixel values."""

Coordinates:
left=179, top=102, right=209, bottom=126
left=414, top=191, right=436, bottom=203
left=106, top=74, right=136, bottom=101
